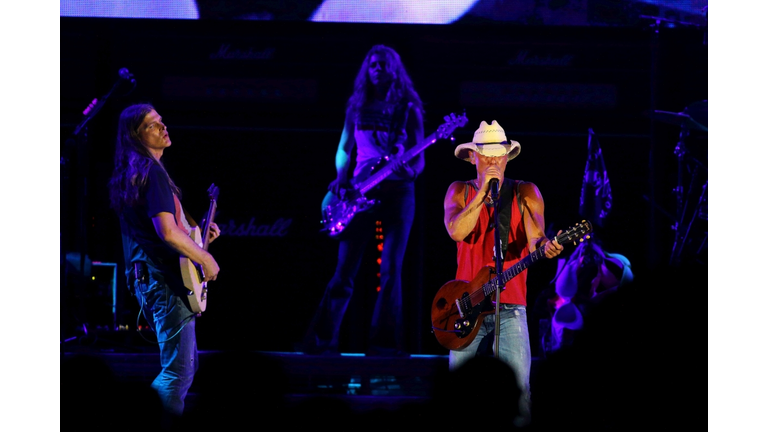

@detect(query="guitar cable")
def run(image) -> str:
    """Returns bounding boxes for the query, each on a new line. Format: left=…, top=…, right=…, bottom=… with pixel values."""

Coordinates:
left=431, top=326, right=461, bottom=334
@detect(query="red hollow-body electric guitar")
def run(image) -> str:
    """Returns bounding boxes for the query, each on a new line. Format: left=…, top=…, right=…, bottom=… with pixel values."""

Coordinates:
left=431, top=220, right=593, bottom=351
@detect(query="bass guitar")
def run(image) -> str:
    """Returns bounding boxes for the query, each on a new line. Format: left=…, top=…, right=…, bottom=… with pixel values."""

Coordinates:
left=430, top=220, right=593, bottom=351
left=180, top=183, right=219, bottom=314
left=321, top=112, right=468, bottom=237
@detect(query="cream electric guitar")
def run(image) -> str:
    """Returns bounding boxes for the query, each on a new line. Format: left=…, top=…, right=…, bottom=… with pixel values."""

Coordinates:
left=180, top=184, right=219, bottom=314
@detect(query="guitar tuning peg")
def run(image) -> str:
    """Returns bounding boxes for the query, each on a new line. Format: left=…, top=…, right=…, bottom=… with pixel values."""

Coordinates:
left=579, top=238, right=584, bottom=243
left=586, top=235, right=591, bottom=239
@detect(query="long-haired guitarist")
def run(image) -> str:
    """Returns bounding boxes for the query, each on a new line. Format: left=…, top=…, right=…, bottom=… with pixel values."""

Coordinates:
left=443, top=120, right=564, bottom=426
left=301, top=44, right=425, bottom=356
left=108, top=104, right=221, bottom=418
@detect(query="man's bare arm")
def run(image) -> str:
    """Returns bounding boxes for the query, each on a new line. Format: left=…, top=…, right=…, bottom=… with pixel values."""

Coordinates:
left=152, top=212, right=220, bottom=281
left=444, top=181, right=486, bottom=242
left=519, top=182, right=563, bottom=258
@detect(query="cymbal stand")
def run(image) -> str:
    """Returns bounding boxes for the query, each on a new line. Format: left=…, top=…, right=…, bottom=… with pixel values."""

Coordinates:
left=670, top=124, right=688, bottom=265
left=670, top=124, right=706, bottom=265
left=672, top=124, right=690, bottom=223
left=682, top=180, right=708, bottom=260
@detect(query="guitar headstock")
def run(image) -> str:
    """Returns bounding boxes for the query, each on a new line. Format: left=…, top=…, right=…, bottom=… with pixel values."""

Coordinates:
left=207, top=183, right=220, bottom=202
left=435, top=112, right=469, bottom=141
left=556, top=220, right=593, bottom=246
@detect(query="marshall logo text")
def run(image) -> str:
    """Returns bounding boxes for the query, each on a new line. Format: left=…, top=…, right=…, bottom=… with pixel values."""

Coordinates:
left=508, top=50, right=575, bottom=67
left=219, top=217, right=292, bottom=237
left=210, top=44, right=275, bottom=60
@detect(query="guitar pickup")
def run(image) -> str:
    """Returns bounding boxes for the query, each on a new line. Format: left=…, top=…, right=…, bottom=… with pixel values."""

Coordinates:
left=455, top=299, right=465, bottom=318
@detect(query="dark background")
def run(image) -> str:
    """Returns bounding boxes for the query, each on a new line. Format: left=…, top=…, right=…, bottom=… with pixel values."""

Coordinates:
left=60, top=16, right=707, bottom=355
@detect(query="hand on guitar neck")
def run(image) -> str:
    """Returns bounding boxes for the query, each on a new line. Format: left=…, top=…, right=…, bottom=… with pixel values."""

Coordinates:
left=328, top=176, right=352, bottom=199
left=391, top=158, right=417, bottom=181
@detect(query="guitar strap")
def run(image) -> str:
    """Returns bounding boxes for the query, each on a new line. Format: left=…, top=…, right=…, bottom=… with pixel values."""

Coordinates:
left=348, top=100, right=412, bottom=184
left=173, top=194, right=192, bottom=234
left=464, top=178, right=521, bottom=253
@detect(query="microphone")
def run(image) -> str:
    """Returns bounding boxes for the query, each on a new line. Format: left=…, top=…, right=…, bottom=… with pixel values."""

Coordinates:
left=490, top=178, right=499, bottom=200
left=73, top=68, right=137, bottom=136
left=119, top=68, right=136, bottom=84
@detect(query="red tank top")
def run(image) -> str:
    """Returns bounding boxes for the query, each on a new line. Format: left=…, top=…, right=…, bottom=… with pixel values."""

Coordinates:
left=455, top=180, right=530, bottom=305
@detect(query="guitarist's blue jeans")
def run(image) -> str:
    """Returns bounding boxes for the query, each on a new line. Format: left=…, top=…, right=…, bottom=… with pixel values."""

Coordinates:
left=448, top=304, right=532, bottom=425
left=304, top=181, right=414, bottom=354
left=133, top=266, right=198, bottom=417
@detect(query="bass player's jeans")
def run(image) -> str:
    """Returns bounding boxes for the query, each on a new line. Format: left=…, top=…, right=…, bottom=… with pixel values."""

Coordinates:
left=449, top=304, right=532, bottom=426
left=302, top=180, right=415, bottom=355
left=133, top=262, right=198, bottom=417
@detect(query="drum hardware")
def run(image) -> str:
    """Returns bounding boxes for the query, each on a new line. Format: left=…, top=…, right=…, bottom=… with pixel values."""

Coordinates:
left=645, top=101, right=708, bottom=265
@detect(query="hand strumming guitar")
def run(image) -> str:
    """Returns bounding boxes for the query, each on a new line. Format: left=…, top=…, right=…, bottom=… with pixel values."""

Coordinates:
left=328, top=176, right=351, bottom=198
left=200, top=254, right=220, bottom=282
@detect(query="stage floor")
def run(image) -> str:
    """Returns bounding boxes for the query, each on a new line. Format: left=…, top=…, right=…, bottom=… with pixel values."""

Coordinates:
left=60, top=332, right=554, bottom=413
left=60, top=328, right=693, bottom=431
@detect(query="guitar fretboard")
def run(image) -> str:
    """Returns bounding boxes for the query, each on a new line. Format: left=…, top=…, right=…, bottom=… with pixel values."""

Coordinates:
left=357, top=132, right=440, bottom=195
left=461, top=226, right=588, bottom=310
left=480, top=246, right=547, bottom=298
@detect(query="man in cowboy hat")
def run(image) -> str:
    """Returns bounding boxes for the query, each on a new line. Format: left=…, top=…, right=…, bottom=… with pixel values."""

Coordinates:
left=443, top=120, right=563, bottom=426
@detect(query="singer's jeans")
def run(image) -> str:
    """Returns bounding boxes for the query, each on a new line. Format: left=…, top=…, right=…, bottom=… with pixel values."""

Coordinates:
left=303, top=181, right=414, bottom=354
left=449, top=304, right=532, bottom=423
left=133, top=263, right=198, bottom=417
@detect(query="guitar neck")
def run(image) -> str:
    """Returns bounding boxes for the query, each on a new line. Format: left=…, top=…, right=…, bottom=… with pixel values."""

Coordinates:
left=201, top=201, right=217, bottom=251
left=480, top=230, right=573, bottom=298
left=357, top=131, right=439, bottom=195
left=481, top=245, right=548, bottom=298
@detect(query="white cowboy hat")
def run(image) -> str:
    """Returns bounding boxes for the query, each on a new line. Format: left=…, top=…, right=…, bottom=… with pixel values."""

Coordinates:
left=454, top=120, right=521, bottom=162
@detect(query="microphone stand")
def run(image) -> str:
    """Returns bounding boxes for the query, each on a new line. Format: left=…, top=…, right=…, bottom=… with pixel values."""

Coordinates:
left=62, top=70, right=135, bottom=342
left=490, top=180, right=503, bottom=359
left=73, top=71, right=134, bottom=136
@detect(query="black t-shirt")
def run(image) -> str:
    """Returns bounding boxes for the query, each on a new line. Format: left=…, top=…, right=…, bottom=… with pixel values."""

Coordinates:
left=119, top=163, right=184, bottom=290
